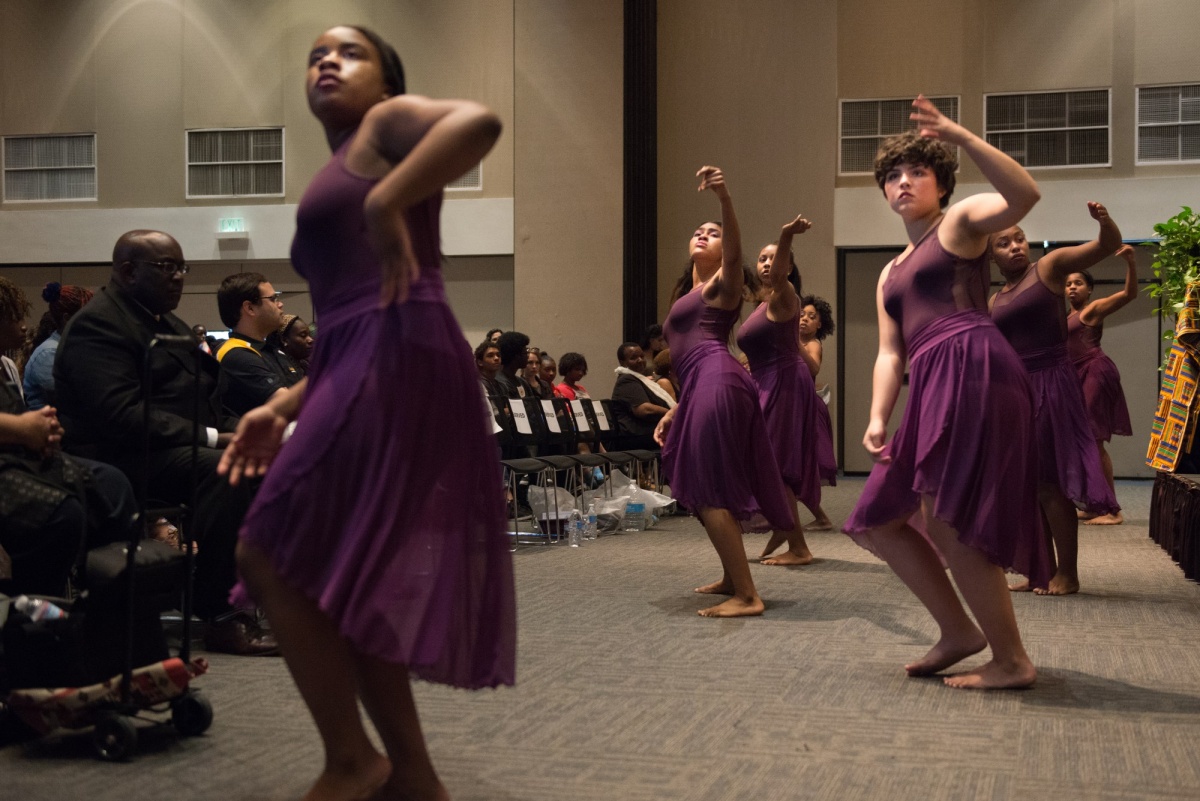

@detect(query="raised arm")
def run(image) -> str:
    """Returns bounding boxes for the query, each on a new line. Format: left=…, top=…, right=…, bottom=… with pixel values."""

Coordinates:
left=1040, top=201, right=1123, bottom=284
left=911, top=95, right=1041, bottom=254
left=766, top=215, right=811, bottom=321
left=697, top=166, right=744, bottom=308
left=1080, top=245, right=1139, bottom=325
left=864, top=264, right=906, bottom=463
left=360, top=95, right=502, bottom=303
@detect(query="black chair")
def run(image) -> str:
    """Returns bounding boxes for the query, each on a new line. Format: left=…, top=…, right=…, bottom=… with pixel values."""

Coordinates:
left=494, top=396, right=558, bottom=545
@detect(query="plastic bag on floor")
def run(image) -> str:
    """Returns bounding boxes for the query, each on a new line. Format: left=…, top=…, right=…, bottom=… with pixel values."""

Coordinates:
left=607, top=469, right=675, bottom=526
left=528, top=485, right=578, bottom=534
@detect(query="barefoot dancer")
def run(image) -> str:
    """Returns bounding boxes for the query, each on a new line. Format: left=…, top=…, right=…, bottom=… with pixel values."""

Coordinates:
left=738, top=216, right=820, bottom=567
left=800, top=295, right=838, bottom=529
left=989, top=203, right=1122, bottom=596
left=1066, top=247, right=1138, bottom=525
left=218, top=26, right=515, bottom=801
left=844, top=96, right=1052, bottom=690
left=655, top=166, right=795, bottom=618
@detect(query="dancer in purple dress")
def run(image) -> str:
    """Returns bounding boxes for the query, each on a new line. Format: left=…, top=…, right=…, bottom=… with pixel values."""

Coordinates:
left=738, top=215, right=820, bottom=567
left=1067, top=246, right=1138, bottom=526
left=656, top=166, right=794, bottom=618
left=218, top=26, right=515, bottom=801
left=799, top=295, right=837, bottom=529
left=844, top=96, right=1051, bottom=690
left=989, top=202, right=1122, bottom=596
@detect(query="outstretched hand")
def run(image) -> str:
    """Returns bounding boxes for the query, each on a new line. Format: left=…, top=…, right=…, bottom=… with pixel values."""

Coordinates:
left=1116, top=243, right=1136, bottom=263
left=910, top=94, right=966, bottom=144
left=1087, top=201, right=1111, bottom=223
left=217, top=405, right=289, bottom=486
left=696, top=166, right=730, bottom=199
left=369, top=203, right=420, bottom=306
left=781, top=214, right=812, bottom=236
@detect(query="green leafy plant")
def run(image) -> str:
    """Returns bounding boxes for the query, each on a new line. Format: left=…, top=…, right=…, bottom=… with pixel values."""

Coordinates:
left=1148, top=206, right=1200, bottom=350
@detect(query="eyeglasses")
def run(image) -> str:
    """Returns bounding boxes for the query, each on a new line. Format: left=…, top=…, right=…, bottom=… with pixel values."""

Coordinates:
left=259, top=293, right=284, bottom=305
left=136, top=259, right=189, bottom=276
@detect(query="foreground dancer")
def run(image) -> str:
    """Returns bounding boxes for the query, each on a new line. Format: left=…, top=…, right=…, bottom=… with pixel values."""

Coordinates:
left=219, top=26, right=515, bottom=801
left=989, top=203, right=1122, bottom=595
left=844, top=96, right=1052, bottom=690
left=656, top=166, right=795, bottom=617
left=1067, top=247, right=1137, bottom=525
left=740, top=218, right=820, bottom=566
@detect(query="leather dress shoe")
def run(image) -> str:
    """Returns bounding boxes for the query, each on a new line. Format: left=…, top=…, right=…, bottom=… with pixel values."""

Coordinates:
left=203, top=612, right=280, bottom=656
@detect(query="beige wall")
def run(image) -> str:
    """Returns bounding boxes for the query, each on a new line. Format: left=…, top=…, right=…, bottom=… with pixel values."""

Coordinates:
left=512, top=0, right=624, bottom=373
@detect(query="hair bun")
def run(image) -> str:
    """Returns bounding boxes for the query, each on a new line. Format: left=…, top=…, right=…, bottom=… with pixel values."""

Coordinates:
left=42, top=282, right=63, bottom=304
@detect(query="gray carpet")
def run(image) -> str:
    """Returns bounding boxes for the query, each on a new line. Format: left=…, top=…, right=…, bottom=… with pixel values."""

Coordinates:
left=5, top=479, right=1200, bottom=801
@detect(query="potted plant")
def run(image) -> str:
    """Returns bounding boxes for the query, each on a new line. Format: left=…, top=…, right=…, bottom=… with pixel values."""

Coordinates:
left=1148, top=206, right=1200, bottom=351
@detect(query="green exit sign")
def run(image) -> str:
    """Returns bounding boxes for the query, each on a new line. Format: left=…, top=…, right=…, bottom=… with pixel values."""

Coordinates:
left=218, top=217, right=245, bottom=233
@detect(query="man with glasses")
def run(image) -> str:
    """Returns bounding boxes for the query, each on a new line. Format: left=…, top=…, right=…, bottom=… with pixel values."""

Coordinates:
left=214, top=272, right=301, bottom=416
left=55, top=230, right=278, bottom=656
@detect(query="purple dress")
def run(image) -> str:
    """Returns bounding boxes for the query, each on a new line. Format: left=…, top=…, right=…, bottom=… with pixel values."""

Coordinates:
left=844, top=224, right=1053, bottom=589
left=1067, top=312, right=1132, bottom=442
left=661, top=286, right=795, bottom=530
left=232, top=133, right=516, bottom=689
left=736, top=303, right=822, bottom=510
left=991, top=267, right=1118, bottom=515
left=812, top=384, right=837, bottom=487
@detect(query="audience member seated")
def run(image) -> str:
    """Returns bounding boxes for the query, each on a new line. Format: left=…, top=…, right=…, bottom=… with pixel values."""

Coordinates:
left=192, top=323, right=214, bottom=356
left=611, top=341, right=675, bottom=449
left=495, top=330, right=534, bottom=399
left=653, top=347, right=679, bottom=402
left=54, top=230, right=278, bottom=656
left=269, top=313, right=314, bottom=376
left=555, top=352, right=591, bottom=400
left=641, top=323, right=667, bottom=367
left=485, top=327, right=504, bottom=345
left=1, top=278, right=29, bottom=396
left=476, top=339, right=502, bottom=396
left=524, top=347, right=555, bottom=400
left=23, top=282, right=94, bottom=411
left=215, top=272, right=303, bottom=416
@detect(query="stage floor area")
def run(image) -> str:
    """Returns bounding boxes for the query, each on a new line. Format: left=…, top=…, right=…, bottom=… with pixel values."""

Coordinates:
left=6, top=479, right=1199, bottom=801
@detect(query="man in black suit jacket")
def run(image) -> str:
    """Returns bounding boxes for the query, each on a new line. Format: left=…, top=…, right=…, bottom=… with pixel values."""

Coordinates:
left=55, top=229, right=277, bottom=655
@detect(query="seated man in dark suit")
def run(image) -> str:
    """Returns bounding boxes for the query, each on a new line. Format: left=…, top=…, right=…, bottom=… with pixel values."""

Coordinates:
left=215, top=272, right=302, bottom=416
left=610, top=342, right=674, bottom=450
left=54, top=229, right=277, bottom=656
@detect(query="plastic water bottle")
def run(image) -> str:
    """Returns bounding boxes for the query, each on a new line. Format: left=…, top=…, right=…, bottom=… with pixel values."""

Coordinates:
left=623, top=502, right=645, bottom=532
left=14, top=595, right=67, bottom=621
left=568, top=508, right=584, bottom=547
left=585, top=501, right=598, bottom=540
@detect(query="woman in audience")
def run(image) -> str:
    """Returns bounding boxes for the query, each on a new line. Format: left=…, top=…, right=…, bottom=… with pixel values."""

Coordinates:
left=1066, top=247, right=1137, bottom=526
left=989, top=203, right=1122, bottom=595
left=538, top=353, right=558, bottom=392
left=218, top=25, right=515, bottom=800
left=524, top=347, right=554, bottom=399
left=651, top=348, right=678, bottom=402
left=844, top=96, right=1050, bottom=689
left=555, top=351, right=590, bottom=400
left=24, top=282, right=95, bottom=410
left=654, top=166, right=794, bottom=618
left=271, top=313, right=314, bottom=376
left=738, top=218, right=820, bottom=567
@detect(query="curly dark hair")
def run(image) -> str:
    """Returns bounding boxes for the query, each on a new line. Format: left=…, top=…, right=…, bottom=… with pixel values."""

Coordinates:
left=558, top=351, right=587, bottom=377
left=873, top=131, right=957, bottom=209
left=0, top=276, right=31, bottom=325
left=473, top=339, right=499, bottom=362
left=800, top=294, right=836, bottom=341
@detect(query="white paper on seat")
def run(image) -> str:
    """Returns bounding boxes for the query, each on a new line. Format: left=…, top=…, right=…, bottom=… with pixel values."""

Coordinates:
left=512, top=404, right=533, bottom=434
left=541, top=400, right=561, bottom=433
left=570, top=400, right=591, bottom=432
left=592, top=403, right=611, bottom=431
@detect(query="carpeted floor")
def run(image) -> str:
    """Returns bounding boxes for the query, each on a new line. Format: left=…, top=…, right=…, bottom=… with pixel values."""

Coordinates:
left=5, top=479, right=1199, bottom=801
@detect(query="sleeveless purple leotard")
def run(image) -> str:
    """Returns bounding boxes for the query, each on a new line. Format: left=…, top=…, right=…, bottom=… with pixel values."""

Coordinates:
left=843, top=224, right=1053, bottom=588
left=1067, top=312, right=1132, bottom=443
left=812, top=390, right=837, bottom=487
left=991, top=267, right=1118, bottom=515
left=661, top=287, right=795, bottom=529
left=232, top=133, right=516, bottom=689
left=736, top=303, right=822, bottom=510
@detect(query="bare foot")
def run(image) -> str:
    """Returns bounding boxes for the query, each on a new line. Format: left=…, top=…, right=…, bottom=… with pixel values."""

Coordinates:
left=759, top=532, right=786, bottom=559
left=368, top=781, right=451, bottom=801
left=760, top=550, right=814, bottom=566
left=905, top=632, right=987, bottom=676
left=698, top=596, right=765, bottom=617
left=1034, top=574, right=1080, bottom=596
left=1083, top=513, right=1123, bottom=526
left=304, top=754, right=392, bottom=801
left=1008, top=579, right=1032, bottom=592
left=943, top=659, right=1036, bottom=690
left=1076, top=509, right=1095, bottom=520
left=803, top=519, right=834, bottom=531
left=694, top=578, right=734, bottom=595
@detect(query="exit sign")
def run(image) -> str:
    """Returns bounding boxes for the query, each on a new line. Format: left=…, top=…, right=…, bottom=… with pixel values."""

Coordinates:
left=218, top=217, right=245, bottom=233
